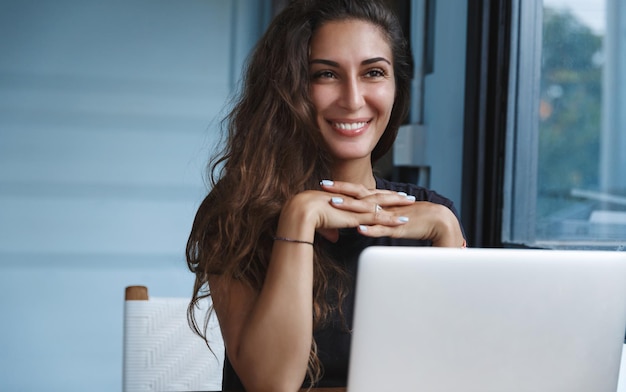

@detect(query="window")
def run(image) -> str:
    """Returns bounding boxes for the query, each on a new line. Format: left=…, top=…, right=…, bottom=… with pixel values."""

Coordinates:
left=504, top=0, right=626, bottom=250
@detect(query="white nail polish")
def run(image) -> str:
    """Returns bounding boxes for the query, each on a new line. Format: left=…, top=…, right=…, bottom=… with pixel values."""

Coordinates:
left=398, top=216, right=409, bottom=223
left=359, top=225, right=368, bottom=232
left=331, top=197, right=344, bottom=204
left=320, top=179, right=334, bottom=186
left=406, top=195, right=416, bottom=202
left=397, top=191, right=407, bottom=196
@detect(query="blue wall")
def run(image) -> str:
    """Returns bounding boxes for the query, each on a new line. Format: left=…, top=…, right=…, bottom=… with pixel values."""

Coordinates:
left=0, top=1, right=264, bottom=390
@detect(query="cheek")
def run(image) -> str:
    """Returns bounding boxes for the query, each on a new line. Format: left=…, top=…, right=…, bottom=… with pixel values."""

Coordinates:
left=309, top=85, right=330, bottom=114
left=376, top=88, right=396, bottom=116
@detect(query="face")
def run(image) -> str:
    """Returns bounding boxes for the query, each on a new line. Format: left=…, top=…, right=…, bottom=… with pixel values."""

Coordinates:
left=309, top=19, right=395, bottom=164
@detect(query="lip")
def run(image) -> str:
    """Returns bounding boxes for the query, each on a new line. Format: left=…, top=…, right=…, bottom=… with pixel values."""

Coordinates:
left=327, top=119, right=371, bottom=137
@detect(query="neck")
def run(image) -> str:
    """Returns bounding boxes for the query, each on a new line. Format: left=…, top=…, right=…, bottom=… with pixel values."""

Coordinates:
left=331, top=158, right=376, bottom=189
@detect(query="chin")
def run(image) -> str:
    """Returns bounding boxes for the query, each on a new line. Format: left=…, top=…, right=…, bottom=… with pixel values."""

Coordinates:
left=329, top=149, right=373, bottom=162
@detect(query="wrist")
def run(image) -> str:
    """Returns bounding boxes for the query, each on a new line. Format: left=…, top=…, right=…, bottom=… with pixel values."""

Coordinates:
left=276, top=194, right=318, bottom=243
left=431, top=205, right=465, bottom=247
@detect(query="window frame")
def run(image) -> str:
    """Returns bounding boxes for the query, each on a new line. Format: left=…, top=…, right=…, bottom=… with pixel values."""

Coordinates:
left=501, top=0, right=543, bottom=246
left=461, top=0, right=514, bottom=248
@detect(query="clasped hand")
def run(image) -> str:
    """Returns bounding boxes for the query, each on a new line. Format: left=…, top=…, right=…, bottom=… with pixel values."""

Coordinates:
left=281, top=180, right=463, bottom=246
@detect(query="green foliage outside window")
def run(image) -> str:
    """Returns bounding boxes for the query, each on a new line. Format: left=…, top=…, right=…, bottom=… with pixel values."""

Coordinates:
left=538, top=7, right=603, bottom=218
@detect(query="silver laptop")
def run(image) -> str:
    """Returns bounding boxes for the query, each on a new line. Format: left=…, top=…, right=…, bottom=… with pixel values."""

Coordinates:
left=347, top=246, right=626, bottom=392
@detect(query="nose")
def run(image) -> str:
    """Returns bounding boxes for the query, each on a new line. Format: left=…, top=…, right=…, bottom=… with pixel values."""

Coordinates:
left=338, top=77, right=365, bottom=111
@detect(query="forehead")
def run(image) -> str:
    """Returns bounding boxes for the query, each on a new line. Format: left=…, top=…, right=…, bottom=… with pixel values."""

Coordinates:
left=309, top=19, right=392, bottom=62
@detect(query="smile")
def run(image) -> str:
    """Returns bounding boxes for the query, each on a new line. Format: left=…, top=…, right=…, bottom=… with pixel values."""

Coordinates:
left=333, top=121, right=369, bottom=130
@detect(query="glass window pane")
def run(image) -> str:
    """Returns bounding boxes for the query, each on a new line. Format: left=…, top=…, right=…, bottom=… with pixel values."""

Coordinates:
left=506, top=0, right=626, bottom=250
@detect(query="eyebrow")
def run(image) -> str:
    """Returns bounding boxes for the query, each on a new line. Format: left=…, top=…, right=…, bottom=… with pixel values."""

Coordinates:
left=309, top=57, right=392, bottom=67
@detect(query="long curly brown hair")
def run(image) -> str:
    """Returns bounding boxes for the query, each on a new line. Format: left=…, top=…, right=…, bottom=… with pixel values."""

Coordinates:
left=187, top=0, right=412, bottom=385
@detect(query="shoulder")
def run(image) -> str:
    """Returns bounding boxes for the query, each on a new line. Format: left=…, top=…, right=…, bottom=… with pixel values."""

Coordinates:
left=374, top=176, right=455, bottom=209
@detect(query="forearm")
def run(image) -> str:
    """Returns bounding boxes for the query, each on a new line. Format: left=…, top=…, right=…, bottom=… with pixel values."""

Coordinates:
left=230, top=202, right=317, bottom=391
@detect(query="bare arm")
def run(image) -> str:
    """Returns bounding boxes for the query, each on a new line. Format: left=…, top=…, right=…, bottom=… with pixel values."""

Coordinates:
left=210, top=187, right=417, bottom=391
left=210, top=192, right=341, bottom=391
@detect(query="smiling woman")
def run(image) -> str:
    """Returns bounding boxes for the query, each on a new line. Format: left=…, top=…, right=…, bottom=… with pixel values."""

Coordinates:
left=185, top=1, right=466, bottom=391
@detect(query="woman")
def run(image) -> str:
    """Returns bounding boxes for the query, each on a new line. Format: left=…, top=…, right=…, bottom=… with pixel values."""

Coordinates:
left=186, top=0, right=466, bottom=390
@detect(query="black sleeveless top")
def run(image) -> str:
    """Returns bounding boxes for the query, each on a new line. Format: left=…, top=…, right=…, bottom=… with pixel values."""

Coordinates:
left=221, top=177, right=463, bottom=390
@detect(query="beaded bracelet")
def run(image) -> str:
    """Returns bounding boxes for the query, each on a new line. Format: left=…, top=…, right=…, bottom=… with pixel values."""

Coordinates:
left=272, top=236, right=314, bottom=246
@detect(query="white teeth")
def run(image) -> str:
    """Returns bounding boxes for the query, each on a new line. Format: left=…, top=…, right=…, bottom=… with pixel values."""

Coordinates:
left=334, top=122, right=367, bottom=130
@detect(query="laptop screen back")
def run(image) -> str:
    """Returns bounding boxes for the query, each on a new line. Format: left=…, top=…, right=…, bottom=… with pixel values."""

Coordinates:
left=347, top=247, right=626, bottom=392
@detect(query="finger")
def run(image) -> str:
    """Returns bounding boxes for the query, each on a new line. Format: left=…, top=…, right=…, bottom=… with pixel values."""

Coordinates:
left=320, top=179, right=396, bottom=199
left=320, top=180, right=417, bottom=211
left=329, top=197, right=409, bottom=227
left=325, top=189, right=415, bottom=212
left=329, top=194, right=416, bottom=219
left=328, top=195, right=397, bottom=215
left=329, top=196, right=374, bottom=214
left=362, top=192, right=416, bottom=208
left=358, top=219, right=410, bottom=237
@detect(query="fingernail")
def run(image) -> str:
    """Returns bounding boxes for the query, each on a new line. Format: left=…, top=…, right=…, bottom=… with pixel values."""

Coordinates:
left=406, top=195, right=416, bottom=202
left=397, top=191, right=407, bottom=196
left=320, top=179, right=334, bottom=186
left=398, top=216, right=409, bottom=223
left=331, top=197, right=344, bottom=204
left=359, top=225, right=368, bottom=232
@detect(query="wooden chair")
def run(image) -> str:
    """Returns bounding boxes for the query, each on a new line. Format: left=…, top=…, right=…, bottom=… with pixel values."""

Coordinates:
left=123, top=286, right=224, bottom=391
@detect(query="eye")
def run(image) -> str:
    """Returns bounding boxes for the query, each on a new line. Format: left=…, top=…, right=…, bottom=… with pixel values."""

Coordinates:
left=311, top=70, right=337, bottom=80
left=365, top=68, right=387, bottom=78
